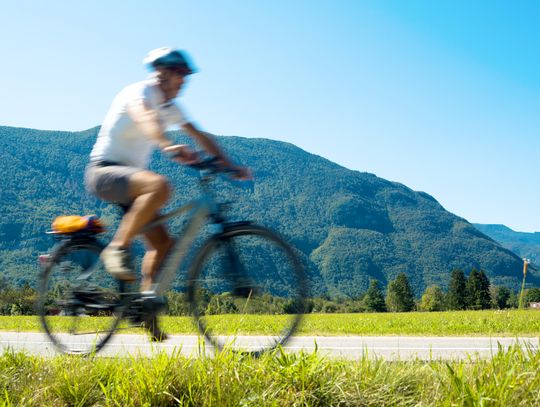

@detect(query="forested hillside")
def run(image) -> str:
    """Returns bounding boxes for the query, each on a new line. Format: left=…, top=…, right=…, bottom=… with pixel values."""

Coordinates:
left=474, top=224, right=540, bottom=266
left=0, top=126, right=534, bottom=296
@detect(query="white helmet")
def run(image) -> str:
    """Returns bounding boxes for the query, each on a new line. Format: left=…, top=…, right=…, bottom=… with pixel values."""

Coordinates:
left=143, top=47, right=196, bottom=74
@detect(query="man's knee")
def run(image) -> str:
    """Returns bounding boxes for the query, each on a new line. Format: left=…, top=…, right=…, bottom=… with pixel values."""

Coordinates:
left=129, top=172, right=171, bottom=202
left=152, top=176, right=171, bottom=202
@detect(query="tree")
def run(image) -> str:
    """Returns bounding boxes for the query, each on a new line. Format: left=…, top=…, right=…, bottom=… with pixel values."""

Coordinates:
left=477, top=270, right=492, bottom=309
left=507, top=290, right=519, bottom=309
left=362, top=279, right=387, bottom=312
left=446, top=269, right=466, bottom=310
left=465, top=269, right=491, bottom=310
left=491, top=286, right=510, bottom=310
left=419, top=285, right=445, bottom=312
left=524, top=288, right=540, bottom=305
left=386, top=273, right=415, bottom=312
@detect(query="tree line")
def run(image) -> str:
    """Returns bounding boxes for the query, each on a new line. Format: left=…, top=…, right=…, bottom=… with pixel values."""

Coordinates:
left=360, top=269, right=516, bottom=313
left=327, top=268, right=540, bottom=313
left=1, top=268, right=539, bottom=316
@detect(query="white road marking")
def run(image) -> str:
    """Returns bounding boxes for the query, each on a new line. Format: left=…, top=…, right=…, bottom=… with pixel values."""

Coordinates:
left=0, top=332, right=537, bottom=359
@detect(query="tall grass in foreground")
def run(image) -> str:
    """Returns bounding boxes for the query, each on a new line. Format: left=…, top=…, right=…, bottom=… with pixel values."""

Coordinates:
left=1, top=344, right=540, bottom=406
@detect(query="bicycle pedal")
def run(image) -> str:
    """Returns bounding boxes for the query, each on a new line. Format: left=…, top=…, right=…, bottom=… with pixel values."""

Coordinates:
left=139, top=293, right=167, bottom=311
left=126, top=294, right=167, bottom=324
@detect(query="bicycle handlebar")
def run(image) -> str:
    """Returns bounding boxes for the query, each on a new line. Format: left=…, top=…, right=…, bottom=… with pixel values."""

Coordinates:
left=170, top=152, right=241, bottom=176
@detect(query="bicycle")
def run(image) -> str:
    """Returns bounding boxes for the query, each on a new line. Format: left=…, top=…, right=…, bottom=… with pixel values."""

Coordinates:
left=37, top=157, right=308, bottom=356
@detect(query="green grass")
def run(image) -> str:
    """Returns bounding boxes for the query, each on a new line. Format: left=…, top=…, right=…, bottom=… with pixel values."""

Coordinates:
left=3, top=309, right=540, bottom=336
left=298, top=309, right=540, bottom=336
left=1, top=344, right=540, bottom=406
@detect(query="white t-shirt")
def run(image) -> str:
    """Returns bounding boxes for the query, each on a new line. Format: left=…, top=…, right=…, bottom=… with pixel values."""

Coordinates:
left=90, top=78, right=189, bottom=168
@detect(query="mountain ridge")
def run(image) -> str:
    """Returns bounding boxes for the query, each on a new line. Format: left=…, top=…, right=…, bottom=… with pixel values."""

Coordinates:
left=473, top=223, right=540, bottom=267
left=0, top=125, right=535, bottom=296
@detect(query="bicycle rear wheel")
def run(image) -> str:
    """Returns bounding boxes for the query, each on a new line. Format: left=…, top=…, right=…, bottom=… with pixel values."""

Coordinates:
left=37, top=239, right=126, bottom=354
left=187, top=224, right=308, bottom=356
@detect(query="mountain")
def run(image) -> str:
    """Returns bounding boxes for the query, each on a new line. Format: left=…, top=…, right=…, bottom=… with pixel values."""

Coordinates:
left=0, top=126, right=535, bottom=297
left=473, top=224, right=540, bottom=267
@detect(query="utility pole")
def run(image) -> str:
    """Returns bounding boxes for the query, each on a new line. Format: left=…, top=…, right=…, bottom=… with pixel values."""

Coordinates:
left=518, top=258, right=530, bottom=309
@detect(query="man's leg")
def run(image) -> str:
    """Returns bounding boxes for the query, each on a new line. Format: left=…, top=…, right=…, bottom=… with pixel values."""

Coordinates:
left=141, top=223, right=174, bottom=291
left=140, top=222, right=173, bottom=342
left=112, top=171, right=171, bottom=248
left=102, top=171, right=171, bottom=280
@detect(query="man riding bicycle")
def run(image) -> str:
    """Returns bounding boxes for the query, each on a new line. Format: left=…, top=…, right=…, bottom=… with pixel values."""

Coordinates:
left=84, top=47, right=251, bottom=340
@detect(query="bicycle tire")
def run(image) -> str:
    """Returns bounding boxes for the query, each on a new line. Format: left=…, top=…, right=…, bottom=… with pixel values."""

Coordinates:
left=37, top=239, right=126, bottom=355
left=187, top=224, right=308, bottom=356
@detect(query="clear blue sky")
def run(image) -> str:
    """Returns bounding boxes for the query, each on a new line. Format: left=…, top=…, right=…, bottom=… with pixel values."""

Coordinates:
left=1, top=1, right=539, bottom=232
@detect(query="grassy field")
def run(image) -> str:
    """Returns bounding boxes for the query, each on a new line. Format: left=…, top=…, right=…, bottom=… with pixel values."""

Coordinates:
left=2, top=309, right=540, bottom=336
left=3, top=311, right=540, bottom=405
left=2, top=344, right=540, bottom=406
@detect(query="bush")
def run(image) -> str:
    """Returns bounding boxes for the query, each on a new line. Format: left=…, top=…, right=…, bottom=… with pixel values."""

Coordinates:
left=419, top=285, right=445, bottom=312
left=0, top=284, right=37, bottom=316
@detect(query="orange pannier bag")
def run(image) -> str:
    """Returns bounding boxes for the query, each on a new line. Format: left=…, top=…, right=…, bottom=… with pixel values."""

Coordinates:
left=51, top=215, right=105, bottom=234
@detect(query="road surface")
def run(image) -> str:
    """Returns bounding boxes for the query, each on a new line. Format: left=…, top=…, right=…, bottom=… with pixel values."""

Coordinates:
left=0, top=332, right=537, bottom=360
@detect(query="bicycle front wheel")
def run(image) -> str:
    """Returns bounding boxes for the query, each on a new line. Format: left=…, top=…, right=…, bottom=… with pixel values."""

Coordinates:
left=37, top=239, right=126, bottom=355
left=187, top=224, right=308, bottom=356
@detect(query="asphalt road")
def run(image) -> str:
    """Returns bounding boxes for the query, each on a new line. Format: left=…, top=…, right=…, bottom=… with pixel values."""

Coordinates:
left=1, top=332, right=538, bottom=360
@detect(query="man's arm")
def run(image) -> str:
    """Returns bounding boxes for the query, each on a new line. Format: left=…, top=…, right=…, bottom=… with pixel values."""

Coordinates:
left=128, top=99, right=223, bottom=160
left=181, top=123, right=231, bottom=166
left=127, top=98, right=172, bottom=150
left=128, top=98, right=251, bottom=178
left=183, top=123, right=252, bottom=180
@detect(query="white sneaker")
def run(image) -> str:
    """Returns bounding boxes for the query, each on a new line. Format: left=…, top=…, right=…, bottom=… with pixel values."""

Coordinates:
left=100, top=246, right=136, bottom=281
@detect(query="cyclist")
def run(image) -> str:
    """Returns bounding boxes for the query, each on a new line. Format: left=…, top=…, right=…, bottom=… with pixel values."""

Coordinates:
left=84, top=47, right=251, bottom=340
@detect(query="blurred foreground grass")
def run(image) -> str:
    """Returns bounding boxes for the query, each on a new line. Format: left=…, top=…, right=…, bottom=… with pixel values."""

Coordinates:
left=2, top=343, right=540, bottom=406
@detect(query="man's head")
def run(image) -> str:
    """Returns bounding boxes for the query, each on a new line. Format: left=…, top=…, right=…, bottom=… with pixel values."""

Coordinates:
left=144, top=47, right=196, bottom=99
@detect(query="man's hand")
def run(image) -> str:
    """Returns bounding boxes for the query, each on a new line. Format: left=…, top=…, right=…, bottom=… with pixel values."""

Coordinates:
left=229, top=165, right=253, bottom=181
left=162, top=144, right=199, bottom=165
left=211, top=157, right=252, bottom=180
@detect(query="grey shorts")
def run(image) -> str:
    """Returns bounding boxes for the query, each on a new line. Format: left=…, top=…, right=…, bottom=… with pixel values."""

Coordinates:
left=84, top=162, right=141, bottom=206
